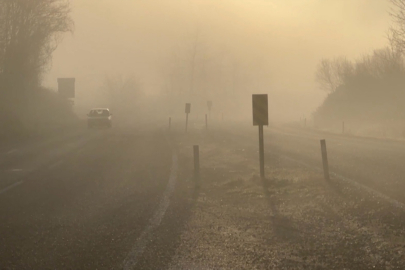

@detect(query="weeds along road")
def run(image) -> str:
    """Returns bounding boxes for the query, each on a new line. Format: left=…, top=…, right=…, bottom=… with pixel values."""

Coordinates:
left=0, top=125, right=190, bottom=269
left=167, top=121, right=405, bottom=269
left=209, top=122, right=405, bottom=205
left=265, top=125, right=405, bottom=205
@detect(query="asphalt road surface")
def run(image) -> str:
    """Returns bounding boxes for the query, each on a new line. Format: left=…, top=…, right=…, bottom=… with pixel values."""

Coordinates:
left=0, top=126, right=183, bottom=269
left=1, top=122, right=405, bottom=269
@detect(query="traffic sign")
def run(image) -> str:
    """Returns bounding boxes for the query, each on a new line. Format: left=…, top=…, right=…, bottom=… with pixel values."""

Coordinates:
left=252, top=94, right=268, bottom=126
left=207, top=101, right=212, bottom=111
left=185, top=103, right=191, bottom=114
left=252, top=94, right=268, bottom=179
left=58, top=78, right=75, bottom=98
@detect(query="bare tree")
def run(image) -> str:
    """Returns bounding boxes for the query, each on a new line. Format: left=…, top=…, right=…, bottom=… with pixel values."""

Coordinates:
left=389, top=0, right=405, bottom=52
left=316, top=59, right=336, bottom=93
left=101, top=74, right=143, bottom=115
left=0, top=0, right=73, bottom=92
left=372, top=48, right=404, bottom=77
left=160, top=27, right=261, bottom=105
left=188, top=29, right=200, bottom=94
left=334, top=57, right=354, bottom=84
left=351, top=48, right=404, bottom=80
left=160, top=28, right=207, bottom=96
left=388, top=28, right=403, bottom=54
left=160, top=50, right=187, bottom=96
left=316, top=57, right=353, bottom=93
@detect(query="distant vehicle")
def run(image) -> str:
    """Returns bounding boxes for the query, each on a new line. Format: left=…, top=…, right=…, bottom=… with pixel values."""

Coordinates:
left=87, top=108, right=112, bottom=128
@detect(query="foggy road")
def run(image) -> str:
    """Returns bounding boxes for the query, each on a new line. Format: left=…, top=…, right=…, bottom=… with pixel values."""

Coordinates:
left=0, top=127, right=182, bottom=269
left=2, top=123, right=405, bottom=269
left=4, top=0, right=405, bottom=268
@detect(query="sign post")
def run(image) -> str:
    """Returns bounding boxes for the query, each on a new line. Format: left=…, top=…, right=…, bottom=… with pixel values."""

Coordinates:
left=58, top=78, right=75, bottom=110
left=194, top=145, right=200, bottom=180
left=252, top=94, right=268, bottom=179
left=57, top=78, right=75, bottom=98
left=207, top=100, right=212, bottom=118
left=185, top=103, right=191, bottom=133
left=258, top=124, right=265, bottom=177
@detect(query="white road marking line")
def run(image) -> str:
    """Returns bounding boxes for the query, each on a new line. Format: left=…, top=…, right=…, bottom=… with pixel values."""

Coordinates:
left=7, top=149, right=17, bottom=154
left=11, top=169, right=23, bottom=172
left=280, top=155, right=405, bottom=210
left=0, top=181, right=24, bottom=195
left=122, top=153, right=178, bottom=270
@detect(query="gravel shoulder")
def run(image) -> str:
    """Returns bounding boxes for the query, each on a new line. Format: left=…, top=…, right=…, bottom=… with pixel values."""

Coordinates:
left=167, top=127, right=405, bottom=270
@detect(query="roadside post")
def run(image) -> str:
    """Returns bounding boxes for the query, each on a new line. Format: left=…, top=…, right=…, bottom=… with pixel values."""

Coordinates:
left=185, top=103, right=191, bottom=133
left=320, top=139, right=330, bottom=181
left=57, top=78, right=75, bottom=110
left=342, top=121, right=345, bottom=134
left=252, top=94, right=269, bottom=179
left=193, top=145, right=200, bottom=180
left=57, top=78, right=75, bottom=98
left=169, top=117, right=171, bottom=131
left=207, top=101, right=212, bottom=119
left=205, top=114, right=208, bottom=130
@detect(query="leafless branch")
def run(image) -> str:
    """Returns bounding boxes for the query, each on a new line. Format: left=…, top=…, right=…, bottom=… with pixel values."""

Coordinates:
left=0, top=0, right=73, bottom=91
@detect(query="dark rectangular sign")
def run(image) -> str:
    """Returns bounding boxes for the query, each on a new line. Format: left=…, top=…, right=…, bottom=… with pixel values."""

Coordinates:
left=58, top=78, right=75, bottom=98
left=207, top=101, right=212, bottom=110
left=252, top=94, right=268, bottom=126
left=185, top=103, right=191, bottom=114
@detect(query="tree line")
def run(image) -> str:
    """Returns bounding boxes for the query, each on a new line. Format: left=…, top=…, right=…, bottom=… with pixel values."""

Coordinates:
left=161, top=30, right=253, bottom=99
left=314, top=0, right=405, bottom=134
left=158, top=28, right=267, bottom=119
left=0, top=0, right=72, bottom=93
left=0, top=0, right=73, bottom=137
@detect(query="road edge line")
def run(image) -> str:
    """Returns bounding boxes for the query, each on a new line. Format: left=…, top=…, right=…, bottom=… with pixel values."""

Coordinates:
left=122, top=150, right=178, bottom=270
left=0, top=181, right=24, bottom=195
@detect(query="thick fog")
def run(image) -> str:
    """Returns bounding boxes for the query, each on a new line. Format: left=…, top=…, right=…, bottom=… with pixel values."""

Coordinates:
left=44, top=0, right=390, bottom=122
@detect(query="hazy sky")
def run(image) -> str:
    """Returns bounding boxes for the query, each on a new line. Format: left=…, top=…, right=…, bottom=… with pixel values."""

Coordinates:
left=45, top=0, right=391, bottom=120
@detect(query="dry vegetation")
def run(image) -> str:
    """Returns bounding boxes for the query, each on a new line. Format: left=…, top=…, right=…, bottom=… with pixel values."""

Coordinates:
left=0, top=0, right=75, bottom=139
left=168, top=127, right=405, bottom=269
